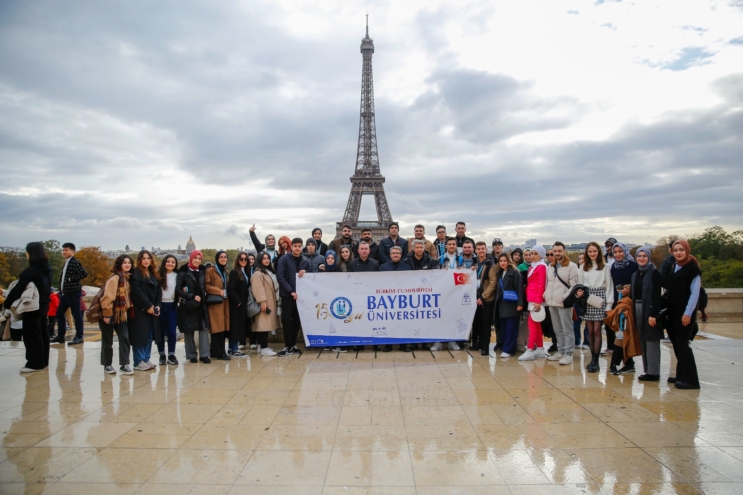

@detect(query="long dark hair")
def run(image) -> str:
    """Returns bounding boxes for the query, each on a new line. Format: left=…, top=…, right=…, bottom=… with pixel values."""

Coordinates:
left=255, top=252, right=276, bottom=274
left=158, top=254, right=178, bottom=289
left=26, top=241, right=48, bottom=265
left=136, top=250, right=160, bottom=280
left=112, top=254, right=134, bottom=276
left=233, top=251, right=249, bottom=281
left=582, top=242, right=606, bottom=271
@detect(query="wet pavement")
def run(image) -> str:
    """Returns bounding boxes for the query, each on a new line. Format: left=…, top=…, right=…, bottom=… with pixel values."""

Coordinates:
left=1, top=337, right=742, bottom=494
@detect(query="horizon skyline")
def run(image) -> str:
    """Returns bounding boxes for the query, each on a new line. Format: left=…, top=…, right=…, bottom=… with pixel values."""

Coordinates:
left=1, top=1, right=742, bottom=250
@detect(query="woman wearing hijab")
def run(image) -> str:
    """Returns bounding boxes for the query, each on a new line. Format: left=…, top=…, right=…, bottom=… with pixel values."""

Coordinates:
left=320, top=250, right=337, bottom=272
left=205, top=250, right=231, bottom=360
left=577, top=242, right=614, bottom=373
left=227, top=251, right=250, bottom=358
left=518, top=245, right=547, bottom=361
left=664, top=240, right=702, bottom=389
left=3, top=242, right=53, bottom=373
left=175, top=250, right=210, bottom=363
left=608, top=242, right=639, bottom=357
left=130, top=250, right=162, bottom=371
left=250, top=252, right=280, bottom=356
left=631, top=246, right=662, bottom=381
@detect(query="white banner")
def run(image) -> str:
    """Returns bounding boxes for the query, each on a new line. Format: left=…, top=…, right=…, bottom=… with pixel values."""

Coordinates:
left=297, top=270, right=478, bottom=347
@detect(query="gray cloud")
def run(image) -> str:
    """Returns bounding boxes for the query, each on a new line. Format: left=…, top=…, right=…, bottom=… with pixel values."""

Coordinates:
left=0, top=0, right=741, bottom=249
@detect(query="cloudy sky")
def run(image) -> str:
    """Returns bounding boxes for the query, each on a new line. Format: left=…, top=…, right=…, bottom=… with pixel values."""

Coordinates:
left=1, top=0, right=742, bottom=251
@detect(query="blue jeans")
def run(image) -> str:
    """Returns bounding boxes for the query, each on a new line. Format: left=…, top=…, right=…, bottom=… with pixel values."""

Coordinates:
left=57, top=291, right=84, bottom=339
left=133, top=320, right=154, bottom=365
left=500, top=316, right=520, bottom=355
left=157, top=302, right=178, bottom=355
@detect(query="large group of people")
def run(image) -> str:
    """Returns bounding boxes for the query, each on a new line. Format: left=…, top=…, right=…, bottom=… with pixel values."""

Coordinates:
left=2, top=222, right=704, bottom=390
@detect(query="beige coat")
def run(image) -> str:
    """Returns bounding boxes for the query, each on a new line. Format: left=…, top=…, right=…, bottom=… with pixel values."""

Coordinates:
left=407, top=237, right=438, bottom=259
left=250, top=270, right=280, bottom=332
left=543, top=258, right=579, bottom=308
left=100, top=274, right=131, bottom=318
left=205, top=266, right=229, bottom=333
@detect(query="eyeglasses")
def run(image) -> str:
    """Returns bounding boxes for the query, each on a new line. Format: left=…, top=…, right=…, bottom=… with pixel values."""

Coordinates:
left=239, top=257, right=248, bottom=261
left=547, top=253, right=554, bottom=256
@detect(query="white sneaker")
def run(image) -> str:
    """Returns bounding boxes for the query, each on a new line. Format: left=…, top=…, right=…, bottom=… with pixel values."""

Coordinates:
left=547, top=352, right=564, bottom=361
left=430, top=343, right=442, bottom=351
left=134, top=362, right=151, bottom=371
left=518, top=349, right=536, bottom=361
left=250, top=344, right=257, bottom=350
left=146, top=361, right=157, bottom=369
left=581, top=344, right=590, bottom=349
left=104, top=365, right=116, bottom=374
left=559, top=355, right=573, bottom=365
left=120, top=365, right=134, bottom=375
left=500, top=352, right=512, bottom=358
left=20, top=367, right=43, bottom=373
left=261, top=347, right=277, bottom=356
left=535, top=348, right=546, bottom=358
left=332, top=347, right=348, bottom=353
left=448, top=342, right=461, bottom=351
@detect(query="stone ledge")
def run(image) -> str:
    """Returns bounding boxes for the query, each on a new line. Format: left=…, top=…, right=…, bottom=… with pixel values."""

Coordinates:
left=706, top=288, right=743, bottom=314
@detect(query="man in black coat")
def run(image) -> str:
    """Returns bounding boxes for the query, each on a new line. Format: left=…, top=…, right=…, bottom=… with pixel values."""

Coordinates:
left=53, top=242, right=88, bottom=345
left=378, top=222, right=408, bottom=264
left=348, top=242, right=381, bottom=272
left=304, top=228, right=328, bottom=256
left=276, top=238, right=310, bottom=356
left=454, top=221, right=475, bottom=251
left=380, top=246, right=412, bottom=271
left=403, top=240, right=439, bottom=270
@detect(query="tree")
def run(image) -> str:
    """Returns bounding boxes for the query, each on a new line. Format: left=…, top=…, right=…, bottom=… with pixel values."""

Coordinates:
left=75, top=246, right=112, bottom=287
left=688, top=226, right=743, bottom=261
left=0, top=251, right=11, bottom=288
left=41, top=239, right=65, bottom=279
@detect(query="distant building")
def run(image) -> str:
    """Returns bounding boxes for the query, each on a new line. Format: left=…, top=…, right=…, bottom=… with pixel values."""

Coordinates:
left=525, top=239, right=537, bottom=248
left=186, top=235, right=196, bottom=254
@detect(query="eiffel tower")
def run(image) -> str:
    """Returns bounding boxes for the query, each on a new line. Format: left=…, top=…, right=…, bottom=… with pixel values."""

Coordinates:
left=336, top=16, right=393, bottom=241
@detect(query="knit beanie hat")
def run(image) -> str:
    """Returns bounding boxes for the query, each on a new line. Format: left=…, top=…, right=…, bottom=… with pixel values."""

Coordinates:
left=532, top=245, right=546, bottom=259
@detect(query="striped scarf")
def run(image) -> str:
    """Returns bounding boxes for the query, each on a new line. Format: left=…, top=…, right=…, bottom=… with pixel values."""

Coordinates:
left=113, top=272, right=131, bottom=324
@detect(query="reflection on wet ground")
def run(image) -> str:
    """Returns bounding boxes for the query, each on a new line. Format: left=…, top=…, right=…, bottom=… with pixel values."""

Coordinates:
left=1, top=337, right=742, bottom=494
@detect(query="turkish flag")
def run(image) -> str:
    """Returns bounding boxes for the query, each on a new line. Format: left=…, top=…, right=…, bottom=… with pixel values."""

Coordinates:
left=453, top=272, right=469, bottom=285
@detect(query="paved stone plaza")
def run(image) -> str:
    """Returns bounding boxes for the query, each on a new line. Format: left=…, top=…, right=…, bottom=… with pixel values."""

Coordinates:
left=1, top=334, right=742, bottom=495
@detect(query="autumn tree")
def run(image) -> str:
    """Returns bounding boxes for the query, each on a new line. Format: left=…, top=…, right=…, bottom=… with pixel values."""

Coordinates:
left=75, top=246, right=112, bottom=287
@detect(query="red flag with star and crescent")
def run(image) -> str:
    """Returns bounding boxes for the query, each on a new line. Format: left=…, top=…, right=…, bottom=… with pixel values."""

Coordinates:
left=453, top=272, right=470, bottom=285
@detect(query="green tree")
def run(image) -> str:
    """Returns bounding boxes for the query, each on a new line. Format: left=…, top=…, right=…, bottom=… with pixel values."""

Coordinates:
left=41, top=239, right=65, bottom=279
left=688, top=226, right=743, bottom=261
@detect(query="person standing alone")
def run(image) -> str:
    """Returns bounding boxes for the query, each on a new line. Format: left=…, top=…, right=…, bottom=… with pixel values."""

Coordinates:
left=53, top=242, right=88, bottom=345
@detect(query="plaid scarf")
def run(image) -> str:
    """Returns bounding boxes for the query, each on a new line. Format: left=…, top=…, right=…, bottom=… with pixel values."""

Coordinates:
left=113, top=272, right=131, bottom=324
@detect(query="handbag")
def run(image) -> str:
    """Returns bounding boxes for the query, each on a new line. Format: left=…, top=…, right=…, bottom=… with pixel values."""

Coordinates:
left=499, top=278, right=519, bottom=302
left=245, top=287, right=261, bottom=318
left=205, top=294, right=224, bottom=305
left=587, top=294, right=604, bottom=308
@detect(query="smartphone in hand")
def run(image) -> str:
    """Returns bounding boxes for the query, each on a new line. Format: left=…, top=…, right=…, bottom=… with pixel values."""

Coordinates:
left=265, top=308, right=272, bottom=315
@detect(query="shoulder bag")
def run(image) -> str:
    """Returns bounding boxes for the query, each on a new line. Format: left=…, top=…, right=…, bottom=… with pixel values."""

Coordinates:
left=499, top=277, right=519, bottom=302
left=246, top=286, right=261, bottom=318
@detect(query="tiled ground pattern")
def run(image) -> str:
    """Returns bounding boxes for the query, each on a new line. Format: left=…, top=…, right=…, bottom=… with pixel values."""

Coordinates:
left=0, top=337, right=742, bottom=495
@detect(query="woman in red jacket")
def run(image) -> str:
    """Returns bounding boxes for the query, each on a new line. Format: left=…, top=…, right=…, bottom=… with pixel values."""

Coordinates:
left=519, top=245, right=547, bottom=361
left=48, top=290, right=60, bottom=338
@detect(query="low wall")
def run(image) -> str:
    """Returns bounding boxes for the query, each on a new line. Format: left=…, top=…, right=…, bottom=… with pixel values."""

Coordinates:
left=706, top=288, right=743, bottom=315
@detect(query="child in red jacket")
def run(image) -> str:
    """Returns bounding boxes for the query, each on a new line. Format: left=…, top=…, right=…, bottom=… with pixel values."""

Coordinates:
left=48, top=290, right=60, bottom=337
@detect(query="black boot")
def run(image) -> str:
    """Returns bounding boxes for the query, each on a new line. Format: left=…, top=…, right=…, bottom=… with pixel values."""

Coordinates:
left=587, top=353, right=599, bottom=373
